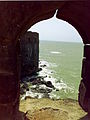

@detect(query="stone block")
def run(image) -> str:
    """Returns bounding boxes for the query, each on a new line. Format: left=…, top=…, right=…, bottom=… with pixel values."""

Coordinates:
left=84, top=45, right=90, bottom=60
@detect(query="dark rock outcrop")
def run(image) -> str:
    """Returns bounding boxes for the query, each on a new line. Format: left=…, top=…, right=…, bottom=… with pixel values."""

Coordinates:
left=20, top=31, right=39, bottom=77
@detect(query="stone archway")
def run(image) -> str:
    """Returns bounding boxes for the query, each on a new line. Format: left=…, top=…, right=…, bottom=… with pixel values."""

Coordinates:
left=0, top=1, right=90, bottom=119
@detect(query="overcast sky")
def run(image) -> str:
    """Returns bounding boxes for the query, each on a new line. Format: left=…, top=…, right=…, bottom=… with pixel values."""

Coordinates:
left=28, top=13, right=82, bottom=43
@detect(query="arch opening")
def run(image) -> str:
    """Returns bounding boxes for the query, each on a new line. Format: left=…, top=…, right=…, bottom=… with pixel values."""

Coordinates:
left=0, top=2, right=90, bottom=119
left=19, top=14, right=83, bottom=101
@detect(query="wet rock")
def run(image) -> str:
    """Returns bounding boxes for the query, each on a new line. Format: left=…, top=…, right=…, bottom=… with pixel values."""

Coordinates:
left=30, top=78, right=43, bottom=85
left=40, top=64, right=47, bottom=67
left=45, top=81, right=54, bottom=88
left=56, top=89, right=59, bottom=91
left=20, top=87, right=26, bottom=95
left=20, top=60, right=56, bottom=99
left=20, top=81, right=29, bottom=95
left=25, top=96, right=33, bottom=100
left=39, top=88, right=52, bottom=93
left=26, top=88, right=29, bottom=91
left=21, top=77, right=30, bottom=82
left=22, top=82, right=28, bottom=89
left=43, top=93, right=49, bottom=98
left=44, top=75, right=47, bottom=78
left=30, top=77, right=55, bottom=89
left=31, top=85, right=52, bottom=94
left=37, top=68, right=42, bottom=72
left=49, top=76, right=51, bottom=78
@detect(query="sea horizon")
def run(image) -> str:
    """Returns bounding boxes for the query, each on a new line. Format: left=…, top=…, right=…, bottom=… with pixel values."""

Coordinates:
left=39, top=40, right=83, bottom=44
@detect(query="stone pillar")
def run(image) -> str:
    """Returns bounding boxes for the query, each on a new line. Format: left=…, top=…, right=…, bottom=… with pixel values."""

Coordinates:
left=0, top=40, right=20, bottom=120
left=78, top=44, right=90, bottom=113
left=20, top=31, right=39, bottom=77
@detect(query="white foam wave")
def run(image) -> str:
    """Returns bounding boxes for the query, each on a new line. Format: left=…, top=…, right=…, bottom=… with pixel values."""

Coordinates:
left=39, top=84, right=52, bottom=90
left=21, top=90, right=44, bottom=100
left=39, top=60, right=54, bottom=77
left=39, top=60, right=50, bottom=67
left=50, top=51, right=61, bottom=54
left=39, top=60, right=73, bottom=92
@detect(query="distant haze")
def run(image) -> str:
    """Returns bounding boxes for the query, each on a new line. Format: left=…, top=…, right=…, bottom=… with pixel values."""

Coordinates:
left=28, top=13, right=82, bottom=43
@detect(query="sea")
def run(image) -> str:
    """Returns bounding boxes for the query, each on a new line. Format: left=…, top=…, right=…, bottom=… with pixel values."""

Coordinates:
left=39, top=40, right=83, bottom=100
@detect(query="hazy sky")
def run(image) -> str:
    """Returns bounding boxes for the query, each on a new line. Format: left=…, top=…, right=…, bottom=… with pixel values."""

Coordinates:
left=28, top=12, right=82, bottom=43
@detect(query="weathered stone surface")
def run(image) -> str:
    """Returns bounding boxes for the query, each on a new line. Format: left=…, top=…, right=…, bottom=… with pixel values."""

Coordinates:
left=19, top=98, right=87, bottom=120
left=0, top=42, right=20, bottom=119
left=20, top=31, right=39, bottom=77
left=79, top=46, right=90, bottom=113
left=81, top=58, right=90, bottom=79
left=78, top=80, right=87, bottom=112
left=26, top=107, right=69, bottom=120
left=84, top=45, right=90, bottom=60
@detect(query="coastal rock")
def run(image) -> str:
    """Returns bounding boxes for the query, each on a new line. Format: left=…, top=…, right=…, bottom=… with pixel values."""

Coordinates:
left=40, top=64, right=47, bottom=67
left=21, top=82, right=28, bottom=90
left=20, top=31, right=39, bottom=77
left=20, top=87, right=26, bottom=95
left=45, top=81, right=54, bottom=88
left=31, top=85, right=52, bottom=93
left=19, top=98, right=86, bottom=120
left=20, top=61, right=56, bottom=100
left=30, top=78, right=43, bottom=85
left=25, top=107, right=69, bottom=120
left=37, top=68, right=42, bottom=72
left=28, top=76, right=55, bottom=88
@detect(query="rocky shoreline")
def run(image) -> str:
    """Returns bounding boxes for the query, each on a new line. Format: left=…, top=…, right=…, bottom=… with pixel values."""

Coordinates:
left=20, top=60, right=56, bottom=100
left=20, top=60, right=74, bottom=100
left=19, top=60, right=88, bottom=120
left=18, top=98, right=87, bottom=120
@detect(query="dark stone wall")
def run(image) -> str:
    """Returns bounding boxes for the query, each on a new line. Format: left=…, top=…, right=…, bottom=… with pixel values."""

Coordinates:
left=78, top=45, right=90, bottom=112
left=20, top=31, right=39, bottom=77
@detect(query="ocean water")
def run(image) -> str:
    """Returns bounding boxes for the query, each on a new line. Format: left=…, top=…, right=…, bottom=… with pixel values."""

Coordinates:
left=39, top=41, right=83, bottom=100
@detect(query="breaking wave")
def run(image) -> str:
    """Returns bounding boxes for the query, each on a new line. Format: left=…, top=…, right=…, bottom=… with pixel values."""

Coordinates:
left=50, top=51, right=61, bottom=54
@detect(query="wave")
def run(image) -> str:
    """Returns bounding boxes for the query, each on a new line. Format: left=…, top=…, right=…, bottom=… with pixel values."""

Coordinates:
left=39, top=60, right=74, bottom=98
left=21, top=60, right=74, bottom=100
left=50, top=51, right=61, bottom=54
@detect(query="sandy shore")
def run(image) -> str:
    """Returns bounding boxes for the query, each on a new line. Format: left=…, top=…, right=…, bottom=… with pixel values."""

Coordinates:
left=17, top=98, right=89, bottom=120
